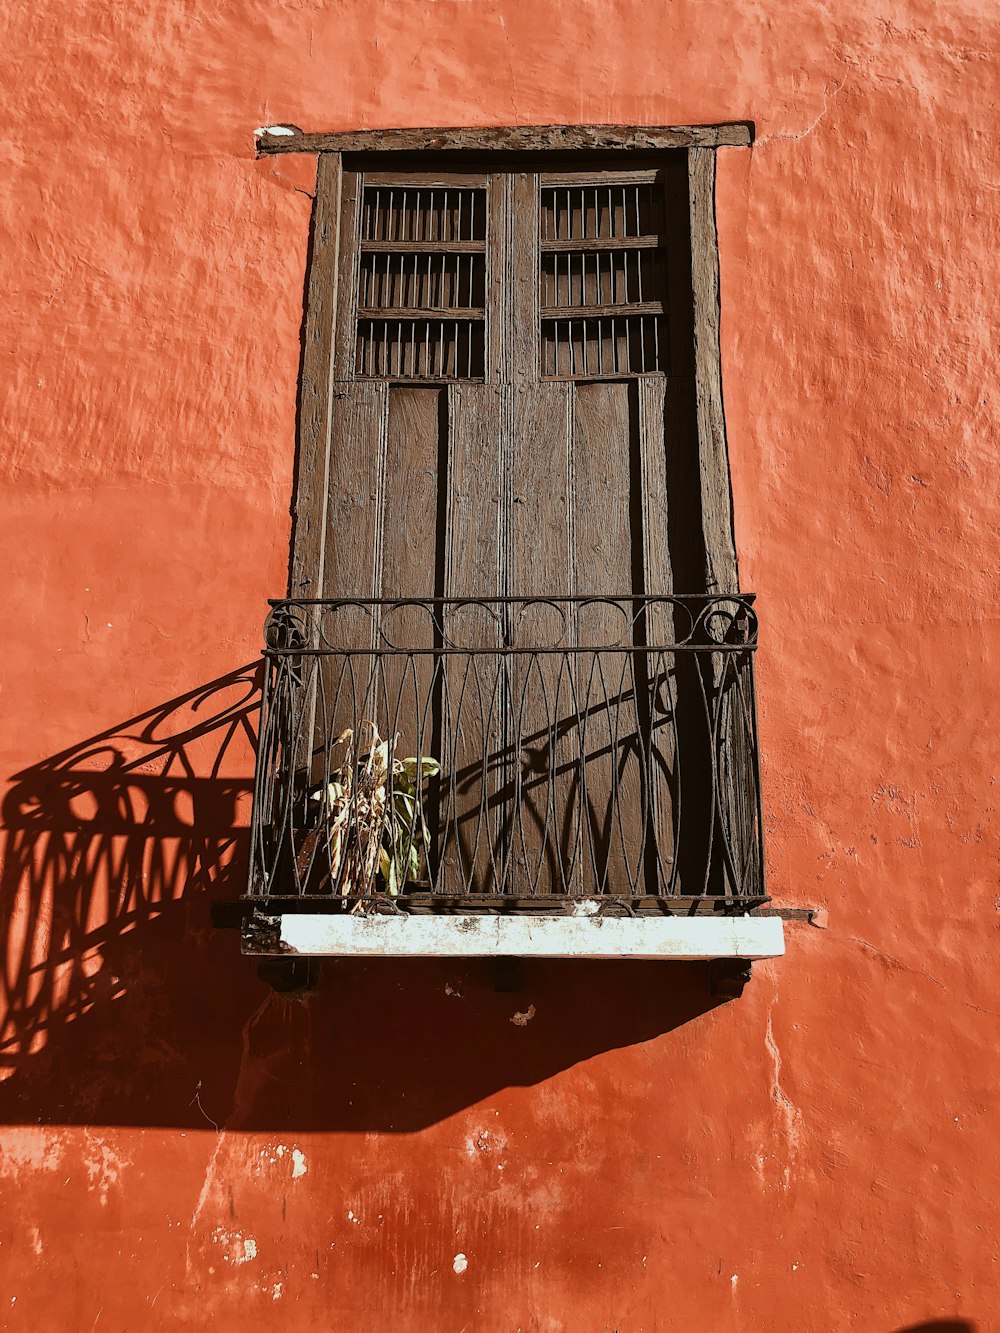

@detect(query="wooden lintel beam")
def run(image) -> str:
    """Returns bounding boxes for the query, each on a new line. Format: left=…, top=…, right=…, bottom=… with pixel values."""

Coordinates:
left=255, top=122, right=755, bottom=157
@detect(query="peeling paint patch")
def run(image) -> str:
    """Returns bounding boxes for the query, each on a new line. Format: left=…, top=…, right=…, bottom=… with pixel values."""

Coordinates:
left=0, top=1131, right=64, bottom=1176
left=511, top=1004, right=536, bottom=1026
left=453, top=1252, right=468, bottom=1274
left=211, top=1229, right=258, bottom=1266
left=262, top=1142, right=308, bottom=1180
left=82, top=1135, right=128, bottom=1206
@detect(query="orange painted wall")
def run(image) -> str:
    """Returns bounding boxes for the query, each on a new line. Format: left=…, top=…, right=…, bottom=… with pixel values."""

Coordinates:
left=1, top=2, right=997, bottom=1329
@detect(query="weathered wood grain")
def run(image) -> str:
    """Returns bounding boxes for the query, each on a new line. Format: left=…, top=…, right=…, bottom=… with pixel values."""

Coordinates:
left=637, top=375, right=677, bottom=891
left=570, top=381, right=646, bottom=895
left=331, top=170, right=363, bottom=380
left=507, top=382, right=579, bottom=894
left=289, top=152, right=342, bottom=599
left=257, top=123, right=754, bottom=156
left=440, top=384, right=505, bottom=892
left=688, top=147, right=739, bottom=594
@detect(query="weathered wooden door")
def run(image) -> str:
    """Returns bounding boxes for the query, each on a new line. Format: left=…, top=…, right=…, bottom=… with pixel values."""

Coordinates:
left=293, top=150, right=728, bottom=896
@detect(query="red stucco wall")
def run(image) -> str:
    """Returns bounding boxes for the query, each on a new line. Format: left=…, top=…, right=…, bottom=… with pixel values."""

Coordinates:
left=1, top=3, right=997, bottom=1329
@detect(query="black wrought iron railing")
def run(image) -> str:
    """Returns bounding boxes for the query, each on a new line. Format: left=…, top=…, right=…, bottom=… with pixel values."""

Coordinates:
left=245, top=595, right=766, bottom=914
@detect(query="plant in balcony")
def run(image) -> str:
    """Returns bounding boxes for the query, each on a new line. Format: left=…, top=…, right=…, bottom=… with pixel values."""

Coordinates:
left=303, top=723, right=440, bottom=897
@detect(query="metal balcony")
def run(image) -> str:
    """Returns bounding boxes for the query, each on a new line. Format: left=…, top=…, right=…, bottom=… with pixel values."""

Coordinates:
left=243, top=595, right=771, bottom=958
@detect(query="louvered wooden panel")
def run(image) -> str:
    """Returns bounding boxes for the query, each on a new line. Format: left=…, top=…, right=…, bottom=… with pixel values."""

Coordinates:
left=359, top=252, right=485, bottom=310
left=541, top=315, right=665, bottom=377
left=361, top=186, right=487, bottom=242
left=356, top=319, right=485, bottom=379
left=541, top=248, right=665, bottom=309
left=540, top=180, right=668, bottom=380
left=356, top=185, right=487, bottom=380
left=540, top=183, right=662, bottom=240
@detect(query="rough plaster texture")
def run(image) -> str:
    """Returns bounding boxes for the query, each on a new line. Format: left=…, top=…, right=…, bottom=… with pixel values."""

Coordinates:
left=0, top=1, right=997, bottom=1329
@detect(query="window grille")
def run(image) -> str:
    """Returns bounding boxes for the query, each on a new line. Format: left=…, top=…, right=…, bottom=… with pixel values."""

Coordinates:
left=540, top=181, right=667, bottom=378
left=355, top=186, right=487, bottom=380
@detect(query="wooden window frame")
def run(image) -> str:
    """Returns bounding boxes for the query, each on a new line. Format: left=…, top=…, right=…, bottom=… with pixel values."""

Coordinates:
left=260, top=124, right=751, bottom=602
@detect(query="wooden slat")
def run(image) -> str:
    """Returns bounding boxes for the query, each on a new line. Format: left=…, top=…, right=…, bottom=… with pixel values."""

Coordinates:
left=540, top=168, right=662, bottom=186
left=506, top=382, right=579, bottom=894
left=509, top=172, right=540, bottom=381
left=357, top=306, right=484, bottom=320
left=379, top=388, right=443, bottom=602
left=539, top=235, right=660, bottom=252
left=257, top=123, right=755, bottom=156
left=363, top=171, right=489, bottom=188
left=358, top=239, right=486, bottom=254
left=440, top=384, right=505, bottom=892
left=332, top=169, right=363, bottom=380
left=569, top=381, right=646, bottom=896
left=637, top=376, right=677, bottom=892
left=486, top=171, right=513, bottom=384
left=688, top=147, right=739, bottom=594
left=287, top=154, right=343, bottom=795
left=541, top=301, right=664, bottom=319
left=307, top=380, right=389, bottom=796
left=289, top=153, right=342, bottom=598
left=321, top=381, right=388, bottom=603
left=376, top=388, right=445, bottom=888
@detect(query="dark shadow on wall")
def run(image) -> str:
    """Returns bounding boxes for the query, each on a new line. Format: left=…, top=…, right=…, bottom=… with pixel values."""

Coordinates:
left=892, top=1323, right=978, bottom=1332
left=0, top=667, right=726, bottom=1133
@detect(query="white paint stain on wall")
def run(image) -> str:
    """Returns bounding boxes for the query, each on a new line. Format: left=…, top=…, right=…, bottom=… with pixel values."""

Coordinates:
left=0, top=1131, right=64, bottom=1176
left=211, top=1228, right=258, bottom=1265
left=765, top=989, right=803, bottom=1190
left=82, top=1135, right=129, bottom=1207
left=259, top=1142, right=308, bottom=1179
left=453, top=1252, right=468, bottom=1274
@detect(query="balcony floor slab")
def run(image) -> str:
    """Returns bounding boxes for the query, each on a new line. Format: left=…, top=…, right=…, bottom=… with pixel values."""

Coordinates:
left=243, top=912, right=785, bottom=960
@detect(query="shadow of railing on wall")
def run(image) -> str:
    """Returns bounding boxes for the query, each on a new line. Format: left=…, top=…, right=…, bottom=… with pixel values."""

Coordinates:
left=0, top=665, right=262, bottom=1122
left=0, top=661, right=732, bottom=1133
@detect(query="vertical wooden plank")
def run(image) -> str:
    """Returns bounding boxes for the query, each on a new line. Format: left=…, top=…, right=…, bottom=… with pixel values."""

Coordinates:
left=332, top=168, right=364, bottom=382
left=440, top=382, right=505, bottom=892
left=289, top=152, right=343, bottom=599
left=688, top=147, right=739, bottom=595
left=637, top=376, right=677, bottom=893
left=570, top=381, right=646, bottom=896
left=486, top=172, right=512, bottom=386
left=321, top=381, right=388, bottom=603
left=375, top=387, right=444, bottom=888
left=506, top=381, right=579, bottom=895
left=309, top=381, right=389, bottom=800
left=508, top=172, right=539, bottom=382
left=285, top=155, right=349, bottom=831
left=379, top=387, right=443, bottom=602
left=688, top=149, right=750, bottom=898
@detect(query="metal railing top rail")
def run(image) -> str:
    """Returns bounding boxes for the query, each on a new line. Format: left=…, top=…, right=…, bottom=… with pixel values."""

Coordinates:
left=262, top=593, right=759, bottom=657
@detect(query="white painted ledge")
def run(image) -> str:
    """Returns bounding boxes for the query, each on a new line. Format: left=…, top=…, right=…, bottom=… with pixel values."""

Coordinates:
left=254, top=913, right=785, bottom=960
